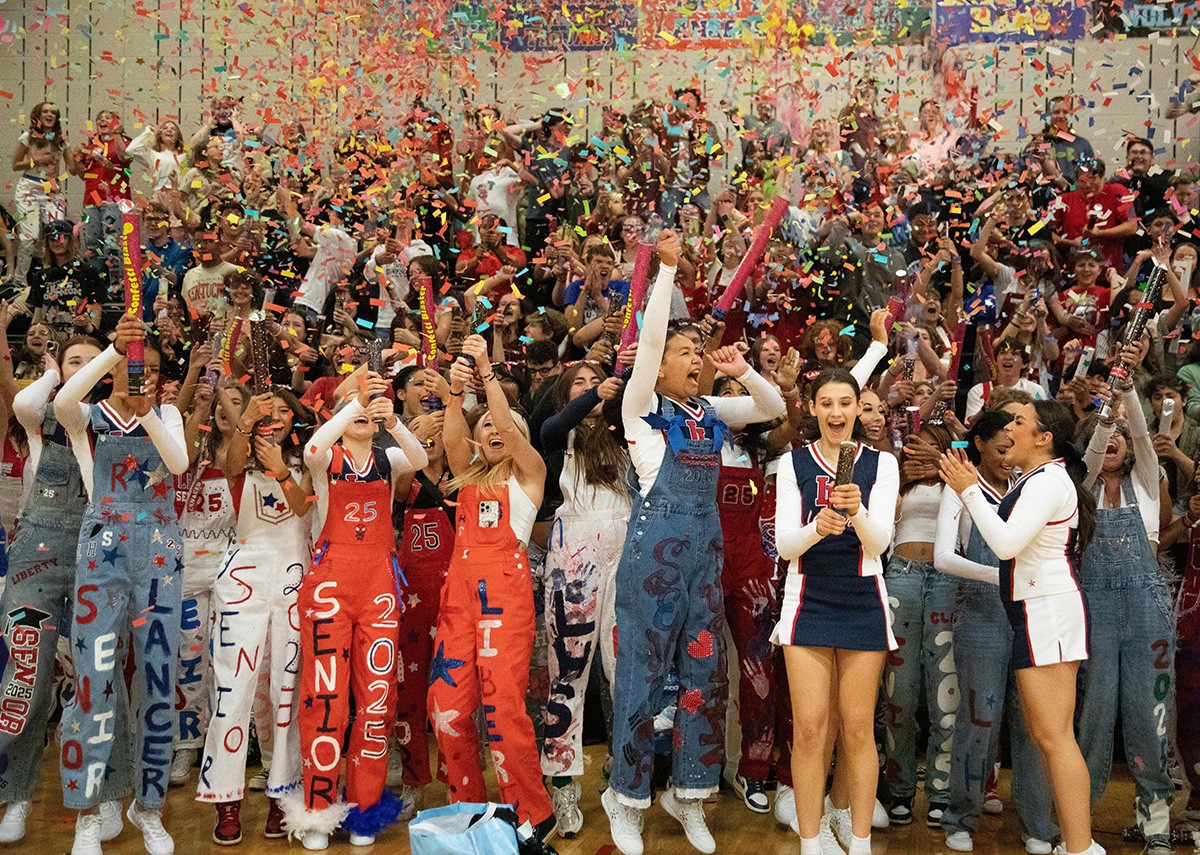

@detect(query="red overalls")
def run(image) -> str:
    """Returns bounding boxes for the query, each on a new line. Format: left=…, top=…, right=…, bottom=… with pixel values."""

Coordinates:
left=426, top=481, right=553, bottom=827
left=393, top=473, right=455, bottom=789
left=717, top=453, right=778, bottom=782
left=298, top=446, right=402, bottom=816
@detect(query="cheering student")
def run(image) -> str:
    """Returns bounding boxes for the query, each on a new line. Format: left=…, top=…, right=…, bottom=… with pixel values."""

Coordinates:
left=602, top=230, right=785, bottom=855
left=54, top=312, right=191, bottom=855
left=773, top=368, right=899, bottom=855
left=285, top=371, right=426, bottom=851
left=939, top=401, right=1102, bottom=855
left=0, top=337, right=109, bottom=845
left=426, top=334, right=556, bottom=846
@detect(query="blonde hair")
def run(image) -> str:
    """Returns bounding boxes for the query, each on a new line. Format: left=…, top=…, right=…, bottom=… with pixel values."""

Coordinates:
left=446, top=409, right=531, bottom=495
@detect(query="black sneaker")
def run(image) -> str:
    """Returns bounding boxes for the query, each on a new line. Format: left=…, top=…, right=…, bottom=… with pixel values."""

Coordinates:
left=888, top=798, right=914, bottom=826
left=532, top=813, right=559, bottom=844
left=927, top=802, right=948, bottom=828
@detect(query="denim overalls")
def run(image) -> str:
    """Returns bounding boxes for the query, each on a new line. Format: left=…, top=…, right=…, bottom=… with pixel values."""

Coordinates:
left=0, top=414, right=130, bottom=803
left=610, top=397, right=728, bottom=808
left=59, top=404, right=182, bottom=810
left=941, top=520, right=1056, bottom=842
left=1077, top=477, right=1175, bottom=844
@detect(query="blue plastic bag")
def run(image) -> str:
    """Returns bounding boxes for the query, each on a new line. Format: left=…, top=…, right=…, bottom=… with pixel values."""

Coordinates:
left=408, top=802, right=522, bottom=855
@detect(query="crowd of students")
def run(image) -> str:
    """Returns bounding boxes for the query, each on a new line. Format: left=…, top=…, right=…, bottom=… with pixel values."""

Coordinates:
left=0, top=73, right=1198, bottom=855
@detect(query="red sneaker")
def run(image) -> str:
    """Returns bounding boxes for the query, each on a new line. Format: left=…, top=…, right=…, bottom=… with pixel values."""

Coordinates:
left=213, top=801, right=242, bottom=846
left=264, top=798, right=286, bottom=839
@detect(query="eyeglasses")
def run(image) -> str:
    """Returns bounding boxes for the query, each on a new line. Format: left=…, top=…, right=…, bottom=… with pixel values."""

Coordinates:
left=529, top=364, right=558, bottom=378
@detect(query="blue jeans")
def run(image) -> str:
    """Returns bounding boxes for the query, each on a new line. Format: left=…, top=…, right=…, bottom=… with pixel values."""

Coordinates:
left=883, top=555, right=957, bottom=804
left=1077, top=492, right=1175, bottom=841
left=940, top=579, right=1056, bottom=841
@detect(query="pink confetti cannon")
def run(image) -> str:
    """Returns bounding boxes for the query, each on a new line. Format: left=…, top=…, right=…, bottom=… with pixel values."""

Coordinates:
left=616, top=218, right=663, bottom=374
left=120, top=210, right=145, bottom=396
left=713, top=195, right=791, bottom=318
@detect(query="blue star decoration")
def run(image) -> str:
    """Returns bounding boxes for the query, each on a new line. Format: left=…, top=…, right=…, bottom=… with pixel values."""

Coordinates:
left=643, top=409, right=727, bottom=456
left=101, top=547, right=120, bottom=567
left=428, top=642, right=466, bottom=688
left=262, top=492, right=280, bottom=509
left=128, top=460, right=150, bottom=490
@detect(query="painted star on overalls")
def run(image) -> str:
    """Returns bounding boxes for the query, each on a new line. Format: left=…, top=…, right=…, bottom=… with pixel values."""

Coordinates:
left=103, top=680, right=114, bottom=700
left=118, top=532, right=129, bottom=543
left=161, top=575, right=174, bottom=586
left=71, top=721, right=80, bottom=733
left=430, top=700, right=461, bottom=737
left=151, top=530, right=163, bottom=544
left=153, top=555, right=166, bottom=568
left=428, top=642, right=466, bottom=688
left=342, top=647, right=350, bottom=661
left=152, top=480, right=170, bottom=499
left=304, top=695, right=313, bottom=708
left=101, top=547, right=120, bottom=566
left=66, top=779, right=78, bottom=791
left=75, top=637, right=86, bottom=654
left=262, top=492, right=280, bottom=509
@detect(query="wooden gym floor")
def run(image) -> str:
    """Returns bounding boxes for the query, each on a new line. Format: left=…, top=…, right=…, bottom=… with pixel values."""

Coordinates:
left=15, top=742, right=1182, bottom=854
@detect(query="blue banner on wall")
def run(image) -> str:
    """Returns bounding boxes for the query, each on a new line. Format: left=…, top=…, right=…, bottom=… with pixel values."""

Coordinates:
left=935, top=0, right=1087, bottom=42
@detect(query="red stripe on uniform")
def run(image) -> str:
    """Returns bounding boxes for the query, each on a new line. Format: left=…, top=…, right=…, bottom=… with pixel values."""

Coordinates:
left=1021, top=600, right=1037, bottom=667
left=789, top=574, right=807, bottom=644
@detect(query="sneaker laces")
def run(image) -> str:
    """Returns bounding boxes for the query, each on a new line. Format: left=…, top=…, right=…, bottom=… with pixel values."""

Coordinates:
left=552, top=783, right=579, bottom=813
left=135, top=805, right=172, bottom=842
left=674, top=797, right=708, bottom=833
left=76, top=813, right=103, bottom=841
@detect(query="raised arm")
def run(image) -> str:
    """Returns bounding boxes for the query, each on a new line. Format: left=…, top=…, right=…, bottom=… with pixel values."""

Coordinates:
left=13, top=364, right=59, bottom=435
left=541, top=386, right=602, bottom=452
left=138, top=404, right=189, bottom=475
left=705, top=347, right=785, bottom=425
left=384, top=416, right=429, bottom=477
left=55, top=344, right=121, bottom=435
left=304, top=397, right=366, bottom=475
left=621, top=233, right=680, bottom=425
left=460, top=334, right=544, bottom=489
left=443, top=357, right=475, bottom=478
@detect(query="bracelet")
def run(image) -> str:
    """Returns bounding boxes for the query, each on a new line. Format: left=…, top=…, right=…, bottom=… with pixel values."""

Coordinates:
left=449, top=390, right=465, bottom=397
left=235, top=426, right=251, bottom=436
left=780, top=385, right=800, bottom=399
left=1185, top=513, right=1199, bottom=529
left=480, top=373, right=496, bottom=383
left=275, top=473, right=291, bottom=484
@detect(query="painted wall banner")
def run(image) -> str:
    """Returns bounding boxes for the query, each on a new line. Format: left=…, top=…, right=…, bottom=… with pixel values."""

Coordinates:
left=935, top=0, right=1087, bottom=42
left=1094, top=0, right=1200, bottom=35
left=639, top=0, right=767, bottom=49
left=501, top=0, right=640, bottom=50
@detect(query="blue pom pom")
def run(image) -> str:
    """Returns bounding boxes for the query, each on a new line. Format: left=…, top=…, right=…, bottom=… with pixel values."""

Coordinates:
left=342, top=789, right=406, bottom=837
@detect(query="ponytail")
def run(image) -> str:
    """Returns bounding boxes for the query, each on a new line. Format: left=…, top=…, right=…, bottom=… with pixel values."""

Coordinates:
left=1032, top=400, right=1095, bottom=553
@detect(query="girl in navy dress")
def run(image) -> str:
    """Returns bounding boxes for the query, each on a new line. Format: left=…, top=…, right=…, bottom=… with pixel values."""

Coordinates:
left=773, top=367, right=899, bottom=855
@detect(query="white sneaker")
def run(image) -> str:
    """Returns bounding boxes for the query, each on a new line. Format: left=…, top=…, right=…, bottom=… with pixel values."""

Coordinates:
left=1051, top=842, right=1104, bottom=855
left=947, top=830, right=975, bottom=852
left=872, top=799, right=890, bottom=829
left=246, top=767, right=269, bottom=791
left=775, top=783, right=799, bottom=834
left=0, top=801, right=31, bottom=843
left=349, top=833, right=375, bottom=845
left=550, top=780, right=584, bottom=838
left=828, top=803, right=852, bottom=850
left=126, top=801, right=174, bottom=855
left=385, top=748, right=404, bottom=788
left=398, top=784, right=422, bottom=823
left=168, top=749, right=195, bottom=786
left=72, top=813, right=104, bottom=855
left=601, top=788, right=643, bottom=855
left=98, top=800, right=123, bottom=842
left=1026, top=836, right=1054, bottom=855
left=302, top=831, right=330, bottom=851
left=820, top=813, right=848, bottom=855
left=661, top=790, right=715, bottom=854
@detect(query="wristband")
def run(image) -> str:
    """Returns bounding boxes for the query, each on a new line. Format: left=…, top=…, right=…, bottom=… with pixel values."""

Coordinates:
left=236, top=426, right=251, bottom=436
left=481, top=373, right=496, bottom=383
left=275, top=473, right=291, bottom=484
left=450, top=390, right=465, bottom=397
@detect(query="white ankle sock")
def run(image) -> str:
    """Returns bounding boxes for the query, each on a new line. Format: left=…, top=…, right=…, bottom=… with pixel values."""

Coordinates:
left=801, top=836, right=823, bottom=855
left=1065, top=842, right=1095, bottom=855
left=848, top=833, right=872, bottom=855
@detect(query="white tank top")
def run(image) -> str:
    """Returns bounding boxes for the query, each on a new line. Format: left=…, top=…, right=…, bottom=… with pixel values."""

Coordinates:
left=507, top=475, right=537, bottom=545
left=894, top=482, right=943, bottom=547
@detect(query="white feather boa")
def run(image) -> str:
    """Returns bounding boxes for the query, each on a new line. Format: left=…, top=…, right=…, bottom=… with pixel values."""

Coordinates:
left=278, top=789, right=356, bottom=839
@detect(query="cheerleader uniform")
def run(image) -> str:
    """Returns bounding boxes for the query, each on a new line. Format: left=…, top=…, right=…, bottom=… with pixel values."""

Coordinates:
left=935, top=483, right=1057, bottom=844
left=609, top=262, right=786, bottom=809
left=717, top=443, right=777, bottom=785
left=0, top=372, right=130, bottom=806
left=772, top=441, right=899, bottom=651
left=391, top=472, right=455, bottom=790
left=195, top=464, right=312, bottom=805
left=54, top=345, right=190, bottom=811
left=173, top=464, right=236, bottom=756
left=959, top=460, right=1086, bottom=670
left=540, top=386, right=631, bottom=779
left=286, top=399, right=425, bottom=839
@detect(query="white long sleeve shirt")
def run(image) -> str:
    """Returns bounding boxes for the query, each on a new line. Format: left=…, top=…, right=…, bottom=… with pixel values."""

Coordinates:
left=934, top=478, right=1008, bottom=585
left=960, top=459, right=1080, bottom=601
left=53, top=345, right=189, bottom=498
left=13, top=368, right=60, bottom=508
left=621, top=264, right=786, bottom=496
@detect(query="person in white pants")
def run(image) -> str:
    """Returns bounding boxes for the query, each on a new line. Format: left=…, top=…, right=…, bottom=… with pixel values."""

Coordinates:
left=196, top=389, right=313, bottom=846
